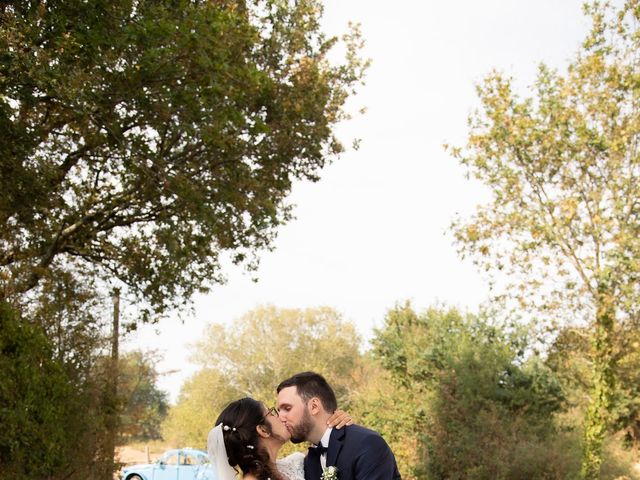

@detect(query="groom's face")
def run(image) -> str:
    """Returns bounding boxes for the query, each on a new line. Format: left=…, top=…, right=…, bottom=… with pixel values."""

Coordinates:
left=276, top=386, right=314, bottom=444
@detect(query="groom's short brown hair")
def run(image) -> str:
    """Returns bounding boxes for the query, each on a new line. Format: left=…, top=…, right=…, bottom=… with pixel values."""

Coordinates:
left=277, top=371, right=338, bottom=412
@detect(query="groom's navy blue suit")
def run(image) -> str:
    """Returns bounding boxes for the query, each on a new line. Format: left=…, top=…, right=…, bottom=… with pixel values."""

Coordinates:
left=304, top=424, right=401, bottom=480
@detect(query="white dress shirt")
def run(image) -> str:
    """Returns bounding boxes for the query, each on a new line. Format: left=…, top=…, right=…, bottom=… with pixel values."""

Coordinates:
left=319, top=427, right=333, bottom=471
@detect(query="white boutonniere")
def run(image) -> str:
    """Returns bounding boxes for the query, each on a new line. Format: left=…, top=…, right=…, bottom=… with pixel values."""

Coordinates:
left=321, top=466, right=339, bottom=480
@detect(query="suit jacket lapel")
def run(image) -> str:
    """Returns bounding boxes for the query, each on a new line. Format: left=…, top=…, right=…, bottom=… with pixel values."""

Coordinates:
left=326, top=426, right=345, bottom=468
left=304, top=447, right=323, bottom=480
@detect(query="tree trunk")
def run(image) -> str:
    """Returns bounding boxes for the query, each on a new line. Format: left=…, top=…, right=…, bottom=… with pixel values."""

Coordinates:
left=581, top=282, right=615, bottom=480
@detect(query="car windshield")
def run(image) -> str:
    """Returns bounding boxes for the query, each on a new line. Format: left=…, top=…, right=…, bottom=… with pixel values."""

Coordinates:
left=180, top=451, right=209, bottom=465
left=159, top=452, right=179, bottom=465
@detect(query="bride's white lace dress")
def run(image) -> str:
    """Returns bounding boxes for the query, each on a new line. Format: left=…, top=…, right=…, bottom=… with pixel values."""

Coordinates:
left=276, top=452, right=305, bottom=480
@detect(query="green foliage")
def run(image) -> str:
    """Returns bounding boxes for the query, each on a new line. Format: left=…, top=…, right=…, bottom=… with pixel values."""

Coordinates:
left=1, top=2, right=366, bottom=474
left=26, top=268, right=105, bottom=367
left=0, top=0, right=367, bottom=320
left=548, top=325, right=640, bottom=449
left=162, top=367, right=240, bottom=448
left=0, top=302, right=105, bottom=479
left=0, top=301, right=68, bottom=477
left=349, top=355, right=422, bottom=479
left=614, top=328, right=640, bottom=448
left=162, top=305, right=362, bottom=448
left=371, top=304, right=569, bottom=479
left=449, top=2, right=640, bottom=476
left=118, top=350, right=170, bottom=443
left=0, top=288, right=171, bottom=477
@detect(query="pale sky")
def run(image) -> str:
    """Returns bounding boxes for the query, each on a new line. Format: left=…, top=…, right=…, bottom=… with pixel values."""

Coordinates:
left=124, top=1, right=596, bottom=402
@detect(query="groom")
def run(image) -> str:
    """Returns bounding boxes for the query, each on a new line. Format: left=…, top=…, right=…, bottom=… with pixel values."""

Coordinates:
left=276, top=371, right=401, bottom=480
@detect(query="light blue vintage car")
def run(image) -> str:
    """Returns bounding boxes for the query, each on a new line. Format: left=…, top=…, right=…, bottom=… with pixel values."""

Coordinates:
left=121, top=448, right=215, bottom=480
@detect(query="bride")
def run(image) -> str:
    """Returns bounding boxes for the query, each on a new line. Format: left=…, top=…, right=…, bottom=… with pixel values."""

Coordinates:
left=208, top=397, right=351, bottom=480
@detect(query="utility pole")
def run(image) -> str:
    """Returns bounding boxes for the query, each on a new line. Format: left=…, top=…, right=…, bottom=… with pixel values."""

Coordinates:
left=102, top=288, right=120, bottom=479
left=111, top=287, right=120, bottom=386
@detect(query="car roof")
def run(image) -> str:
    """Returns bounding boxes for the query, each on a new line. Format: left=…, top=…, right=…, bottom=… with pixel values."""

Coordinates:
left=163, top=448, right=207, bottom=455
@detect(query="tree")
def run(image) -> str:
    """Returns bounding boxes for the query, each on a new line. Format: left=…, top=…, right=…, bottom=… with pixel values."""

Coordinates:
left=371, top=304, right=568, bottom=479
left=349, top=355, right=421, bottom=480
left=449, top=2, right=640, bottom=477
left=546, top=325, right=640, bottom=449
left=0, top=302, right=108, bottom=480
left=0, top=273, right=118, bottom=479
left=0, top=0, right=367, bottom=319
left=0, top=301, right=68, bottom=478
left=162, top=305, right=362, bottom=447
left=118, top=350, right=169, bottom=443
left=162, top=366, right=241, bottom=448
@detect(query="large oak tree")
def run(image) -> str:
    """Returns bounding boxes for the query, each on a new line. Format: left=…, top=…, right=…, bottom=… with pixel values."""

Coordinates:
left=0, top=0, right=366, bottom=318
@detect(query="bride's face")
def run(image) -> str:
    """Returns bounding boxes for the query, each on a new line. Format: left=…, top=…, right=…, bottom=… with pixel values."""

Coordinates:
left=262, top=405, right=291, bottom=443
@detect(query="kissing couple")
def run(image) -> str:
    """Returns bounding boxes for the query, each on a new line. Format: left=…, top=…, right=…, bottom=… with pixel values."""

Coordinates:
left=207, top=371, right=401, bottom=480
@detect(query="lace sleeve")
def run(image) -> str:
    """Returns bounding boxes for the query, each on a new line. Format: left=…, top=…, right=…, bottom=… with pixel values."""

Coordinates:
left=276, top=451, right=305, bottom=480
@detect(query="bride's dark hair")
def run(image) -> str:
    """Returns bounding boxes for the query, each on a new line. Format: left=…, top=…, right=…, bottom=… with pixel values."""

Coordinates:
left=215, top=397, right=284, bottom=480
